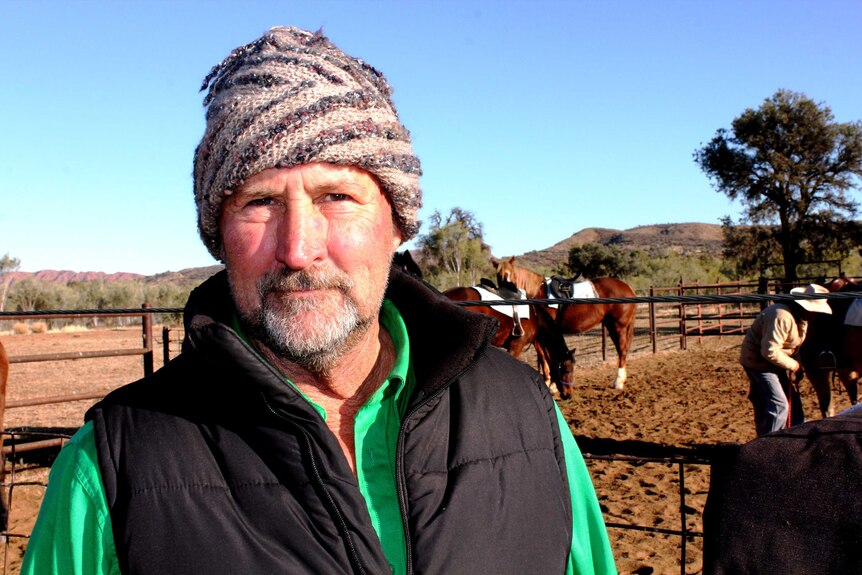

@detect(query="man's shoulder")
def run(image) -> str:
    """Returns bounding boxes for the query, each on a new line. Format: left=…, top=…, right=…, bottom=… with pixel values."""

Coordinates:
left=460, top=346, right=551, bottom=406
left=481, top=345, right=544, bottom=377
left=85, top=352, right=204, bottom=421
left=764, top=304, right=795, bottom=324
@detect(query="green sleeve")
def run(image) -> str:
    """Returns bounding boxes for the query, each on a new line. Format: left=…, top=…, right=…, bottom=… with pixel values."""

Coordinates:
left=21, top=421, right=120, bottom=575
left=555, top=404, right=618, bottom=575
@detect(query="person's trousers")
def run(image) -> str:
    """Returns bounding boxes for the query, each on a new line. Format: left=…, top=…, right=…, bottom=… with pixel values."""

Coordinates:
left=744, top=367, right=804, bottom=437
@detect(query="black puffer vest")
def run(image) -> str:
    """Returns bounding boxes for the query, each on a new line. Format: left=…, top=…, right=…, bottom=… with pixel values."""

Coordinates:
left=86, top=268, right=573, bottom=574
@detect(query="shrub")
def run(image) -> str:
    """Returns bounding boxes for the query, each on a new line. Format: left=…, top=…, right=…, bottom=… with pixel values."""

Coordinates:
left=59, top=324, right=89, bottom=333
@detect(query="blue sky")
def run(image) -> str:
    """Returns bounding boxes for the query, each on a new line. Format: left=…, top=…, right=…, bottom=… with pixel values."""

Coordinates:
left=2, top=0, right=861, bottom=274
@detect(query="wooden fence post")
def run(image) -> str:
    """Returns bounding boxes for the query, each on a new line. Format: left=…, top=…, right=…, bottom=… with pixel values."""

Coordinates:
left=162, top=326, right=171, bottom=367
left=678, top=279, right=687, bottom=350
left=649, top=286, right=657, bottom=354
left=142, top=304, right=153, bottom=377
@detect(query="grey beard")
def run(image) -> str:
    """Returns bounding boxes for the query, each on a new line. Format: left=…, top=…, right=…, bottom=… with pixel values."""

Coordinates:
left=235, top=268, right=371, bottom=375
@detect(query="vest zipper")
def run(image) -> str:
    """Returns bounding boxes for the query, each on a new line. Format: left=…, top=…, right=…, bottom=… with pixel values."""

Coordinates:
left=262, top=396, right=370, bottom=575
left=395, top=328, right=495, bottom=575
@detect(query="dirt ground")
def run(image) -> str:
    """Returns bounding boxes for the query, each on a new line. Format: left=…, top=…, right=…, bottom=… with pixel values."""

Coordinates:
left=0, top=328, right=854, bottom=574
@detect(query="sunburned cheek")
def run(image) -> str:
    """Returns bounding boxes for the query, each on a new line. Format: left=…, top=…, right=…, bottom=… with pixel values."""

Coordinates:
left=326, top=233, right=367, bottom=259
left=226, top=223, right=274, bottom=254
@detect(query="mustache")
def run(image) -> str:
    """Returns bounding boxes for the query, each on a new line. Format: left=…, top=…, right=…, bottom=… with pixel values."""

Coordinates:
left=256, top=267, right=353, bottom=296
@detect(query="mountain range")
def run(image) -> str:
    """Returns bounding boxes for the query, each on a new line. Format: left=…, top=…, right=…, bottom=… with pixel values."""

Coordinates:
left=8, top=223, right=723, bottom=283
left=510, top=222, right=723, bottom=271
left=3, top=265, right=225, bottom=285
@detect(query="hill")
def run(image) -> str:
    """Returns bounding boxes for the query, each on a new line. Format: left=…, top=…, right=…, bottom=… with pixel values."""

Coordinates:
left=145, top=265, right=225, bottom=284
left=513, top=223, right=724, bottom=272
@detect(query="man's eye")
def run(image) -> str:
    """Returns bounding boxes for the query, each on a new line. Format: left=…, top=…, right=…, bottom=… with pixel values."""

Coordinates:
left=246, top=197, right=274, bottom=207
left=321, top=193, right=350, bottom=202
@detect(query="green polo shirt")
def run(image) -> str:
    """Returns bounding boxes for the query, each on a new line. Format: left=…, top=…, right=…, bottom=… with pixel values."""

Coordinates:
left=22, top=300, right=616, bottom=575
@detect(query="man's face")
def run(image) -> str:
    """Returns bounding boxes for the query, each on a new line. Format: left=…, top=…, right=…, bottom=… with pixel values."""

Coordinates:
left=220, top=163, right=402, bottom=373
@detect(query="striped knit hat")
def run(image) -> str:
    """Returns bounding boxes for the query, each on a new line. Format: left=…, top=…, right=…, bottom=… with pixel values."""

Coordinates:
left=194, top=27, right=422, bottom=260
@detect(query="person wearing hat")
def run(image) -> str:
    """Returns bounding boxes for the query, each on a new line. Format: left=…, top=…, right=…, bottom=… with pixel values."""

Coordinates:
left=739, top=283, right=832, bottom=437
left=22, top=27, right=615, bottom=575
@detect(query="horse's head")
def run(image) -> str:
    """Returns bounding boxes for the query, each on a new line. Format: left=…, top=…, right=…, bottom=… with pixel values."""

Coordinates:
left=492, top=256, right=518, bottom=286
left=550, top=347, right=576, bottom=400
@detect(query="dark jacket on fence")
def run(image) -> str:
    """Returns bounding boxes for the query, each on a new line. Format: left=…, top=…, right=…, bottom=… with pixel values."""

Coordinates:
left=703, top=409, right=862, bottom=574
left=85, top=268, right=574, bottom=574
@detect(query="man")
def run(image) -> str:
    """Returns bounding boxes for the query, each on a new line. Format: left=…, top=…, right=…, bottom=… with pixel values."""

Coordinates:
left=739, top=283, right=832, bottom=436
left=23, top=27, right=615, bottom=574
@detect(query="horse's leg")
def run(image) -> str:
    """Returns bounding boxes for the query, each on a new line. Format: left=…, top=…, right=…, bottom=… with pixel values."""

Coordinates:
left=605, top=308, right=634, bottom=390
left=533, top=341, right=552, bottom=385
left=806, top=368, right=835, bottom=418
left=837, top=369, right=858, bottom=408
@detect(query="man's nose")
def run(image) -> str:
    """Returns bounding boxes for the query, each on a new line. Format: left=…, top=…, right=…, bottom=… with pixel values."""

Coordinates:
left=275, top=205, right=326, bottom=270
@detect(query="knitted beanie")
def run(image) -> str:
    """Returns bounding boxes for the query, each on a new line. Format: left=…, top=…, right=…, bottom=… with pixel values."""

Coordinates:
left=193, top=26, right=422, bottom=260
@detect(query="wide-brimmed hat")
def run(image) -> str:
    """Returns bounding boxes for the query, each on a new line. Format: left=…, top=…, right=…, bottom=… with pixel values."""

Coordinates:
left=789, top=284, right=832, bottom=314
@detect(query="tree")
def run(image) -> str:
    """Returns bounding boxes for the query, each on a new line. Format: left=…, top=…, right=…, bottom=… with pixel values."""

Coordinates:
left=718, top=218, right=783, bottom=278
left=566, top=243, right=645, bottom=279
left=416, top=208, right=492, bottom=290
left=694, top=89, right=862, bottom=282
left=0, top=253, right=21, bottom=312
left=7, top=279, right=61, bottom=312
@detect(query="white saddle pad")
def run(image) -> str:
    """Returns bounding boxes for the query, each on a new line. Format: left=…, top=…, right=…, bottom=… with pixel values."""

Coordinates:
left=472, top=286, right=529, bottom=320
left=845, top=298, right=862, bottom=326
left=569, top=280, right=599, bottom=299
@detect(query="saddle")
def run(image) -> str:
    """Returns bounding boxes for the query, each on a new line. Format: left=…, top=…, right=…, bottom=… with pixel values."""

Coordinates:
left=478, top=278, right=525, bottom=337
left=547, top=273, right=582, bottom=299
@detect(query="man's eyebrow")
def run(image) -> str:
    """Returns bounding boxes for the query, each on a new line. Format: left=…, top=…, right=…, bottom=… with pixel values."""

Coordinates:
left=314, top=179, right=365, bottom=193
left=233, top=184, right=273, bottom=196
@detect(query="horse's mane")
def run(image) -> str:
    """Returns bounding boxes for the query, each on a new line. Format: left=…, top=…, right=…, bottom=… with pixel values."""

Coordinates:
left=494, top=257, right=553, bottom=297
left=512, top=266, right=544, bottom=289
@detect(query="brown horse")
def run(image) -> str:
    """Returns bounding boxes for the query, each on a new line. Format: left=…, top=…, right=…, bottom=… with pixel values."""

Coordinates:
left=492, top=256, right=637, bottom=390
left=800, top=276, right=862, bottom=417
left=443, top=286, right=576, bottom=399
